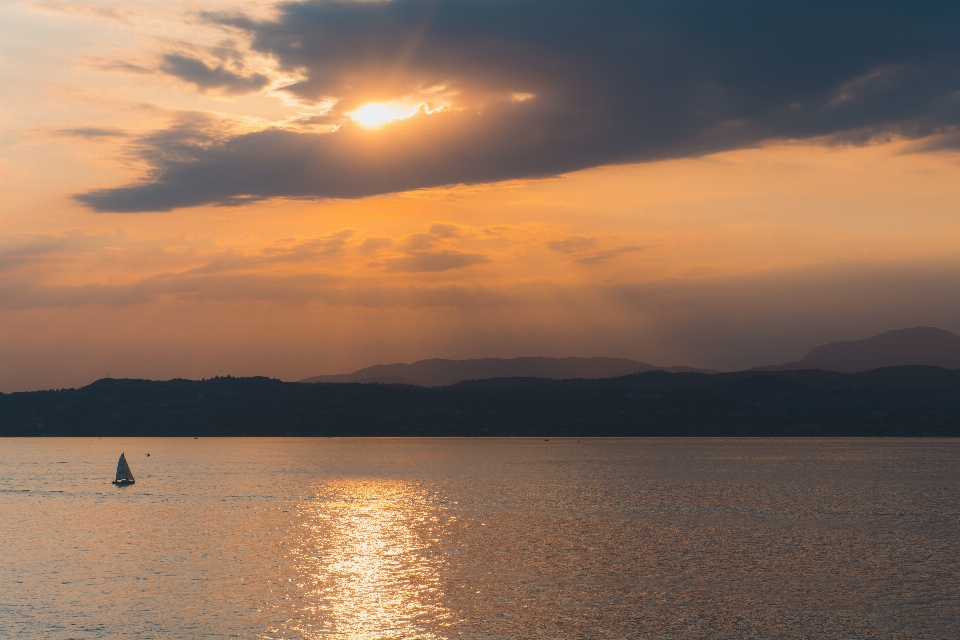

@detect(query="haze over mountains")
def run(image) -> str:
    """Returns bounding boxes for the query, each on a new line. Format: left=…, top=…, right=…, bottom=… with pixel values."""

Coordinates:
left=301, top=328, right=960, bottom=386
left=300, top=357, right=714, bottom=387
left=759, top=327, right=960, bottom=373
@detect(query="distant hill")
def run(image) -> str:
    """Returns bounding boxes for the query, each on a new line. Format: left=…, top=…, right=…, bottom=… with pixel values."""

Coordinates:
left=299, top=356, right=714, bottom=387
left=759, top=327, right=960, bottom=373
left=3, top=367, right=958, bottom=437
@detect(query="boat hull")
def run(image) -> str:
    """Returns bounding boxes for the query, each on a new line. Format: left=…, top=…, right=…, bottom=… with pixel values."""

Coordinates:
left=112, top=479, right=135, bottom=485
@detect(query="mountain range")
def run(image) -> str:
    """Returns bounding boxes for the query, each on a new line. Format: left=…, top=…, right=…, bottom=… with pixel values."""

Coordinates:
left=758, top=327, right=960, bottom=373
left=299, top=357, right=714, bottom=387
left=301, top=327, right=960, bottom=386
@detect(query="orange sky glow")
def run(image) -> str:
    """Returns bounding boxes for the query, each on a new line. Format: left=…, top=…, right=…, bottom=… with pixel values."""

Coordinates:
left=1, top=0, right=958, bottom=391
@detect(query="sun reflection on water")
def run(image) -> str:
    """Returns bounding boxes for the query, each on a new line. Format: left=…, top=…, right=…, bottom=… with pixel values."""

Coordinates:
left=279, top=480, right=452, bottom=639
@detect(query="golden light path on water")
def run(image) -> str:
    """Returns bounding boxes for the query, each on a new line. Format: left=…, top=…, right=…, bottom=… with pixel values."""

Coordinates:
left=272, top=480, right=452, bottom=639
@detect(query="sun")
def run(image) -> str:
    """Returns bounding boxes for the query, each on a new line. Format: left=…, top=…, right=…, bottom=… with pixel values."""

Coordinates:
left=349, top=101, right=444, bottom=127
left=349, top=102, right=418, bottom=128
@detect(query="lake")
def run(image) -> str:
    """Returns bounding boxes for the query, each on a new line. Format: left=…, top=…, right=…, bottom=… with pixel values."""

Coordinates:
left=1, top=438, right=958, bottom=638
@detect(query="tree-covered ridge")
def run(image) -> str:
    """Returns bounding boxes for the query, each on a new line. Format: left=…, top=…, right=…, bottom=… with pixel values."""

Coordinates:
left=2, top=367, right=958, bottom=437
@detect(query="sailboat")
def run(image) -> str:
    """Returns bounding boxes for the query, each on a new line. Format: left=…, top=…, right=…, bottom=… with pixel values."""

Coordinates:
left=112, top=453, right=136, bottom=485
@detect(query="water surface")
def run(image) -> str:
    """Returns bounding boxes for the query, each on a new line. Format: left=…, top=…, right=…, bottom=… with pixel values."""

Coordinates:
left=1, top=438, right=958, bottom=638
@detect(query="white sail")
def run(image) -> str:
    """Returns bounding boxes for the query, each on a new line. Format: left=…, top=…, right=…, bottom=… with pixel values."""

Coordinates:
left=116, top=453, right=134, bottom=482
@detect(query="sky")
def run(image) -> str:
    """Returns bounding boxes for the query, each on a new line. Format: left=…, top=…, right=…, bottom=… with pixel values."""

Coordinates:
left=1, top=0, right=958, bottom=392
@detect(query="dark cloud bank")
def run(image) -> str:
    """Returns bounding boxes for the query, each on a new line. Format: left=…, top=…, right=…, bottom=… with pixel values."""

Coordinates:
left=79, top=0, right=960, bottom=212
left=159, top=54, right=270, bottom=94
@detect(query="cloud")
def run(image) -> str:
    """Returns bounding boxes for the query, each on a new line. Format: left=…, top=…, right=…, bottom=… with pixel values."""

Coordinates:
left=545, top=236, right=641, bottom=264
left=401, top=232, right=439, bottom=252
left=95, top=60, right=154, bottom=75
left=34, top=0, right=130, bottom=23
left=901, top=128, right=960, bottom=153
left=53, top=127, right=128, bottom=139
left=576, top=245, right=644, bottom=265
left=269, top=229, right=355, bottom=260
left=547, top=236, right=597, bottom=254
left=0, top=230, right=134, bottom=271
left=399, top=222, right=466, bottom=251
left=185, top=229, right=356, bottom=275
left=359, top=236, right=393, bottom=251
left=159, top=53, right=269, bottom=95
left=382, top=223, right=489, bottom=271
left=0, top=228, right=356, bottom=286
left=387, top=250, right=490, bottom=273
left=73, top=0, right=960, bottom=211
left=428, top=222, right=460, bottom=238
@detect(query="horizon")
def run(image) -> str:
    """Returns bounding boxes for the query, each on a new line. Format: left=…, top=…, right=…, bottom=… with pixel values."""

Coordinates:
left=8, top=323, right=960, bottom=392
left=2, top=1, right=959, bottom=393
